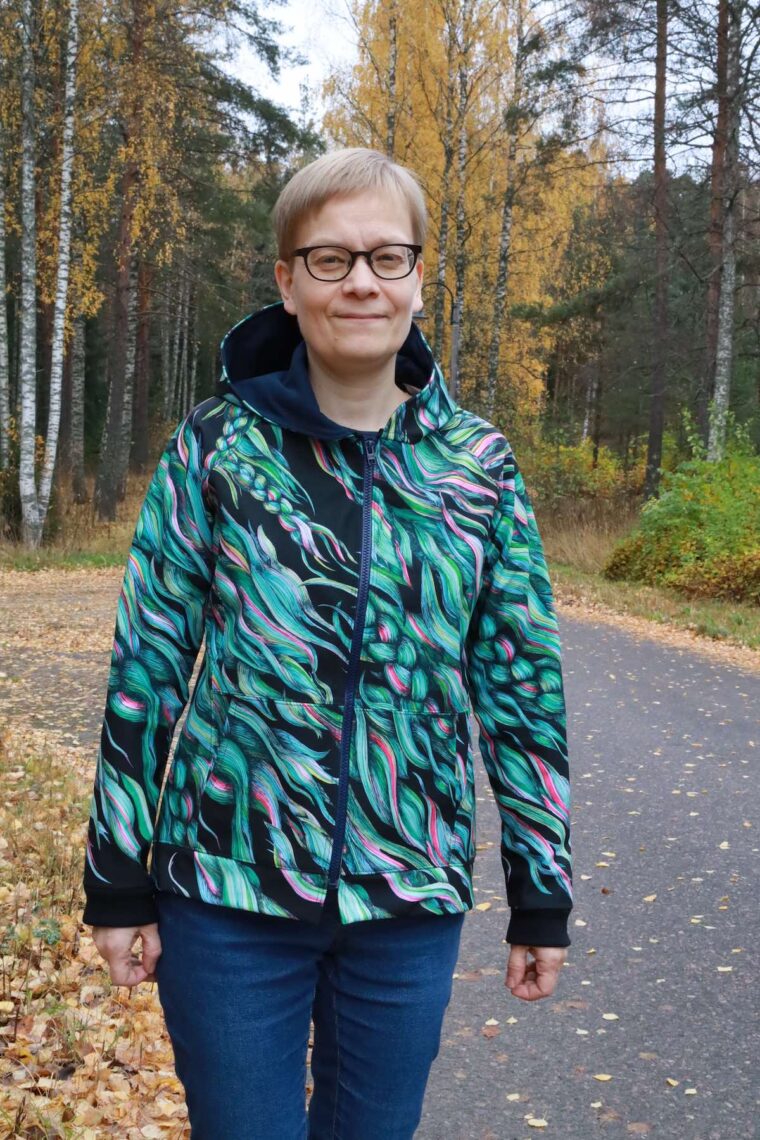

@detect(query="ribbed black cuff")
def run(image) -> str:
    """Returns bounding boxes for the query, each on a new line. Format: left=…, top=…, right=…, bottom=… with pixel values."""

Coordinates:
left=506, top=908, right=571, bottom=947
left=82, top=888, right=158, bottom=928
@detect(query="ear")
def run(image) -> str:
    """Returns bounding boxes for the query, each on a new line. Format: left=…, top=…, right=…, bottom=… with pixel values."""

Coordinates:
left=411, top=258, right=424, bottom=315
left=274, top=259, right=297, bottom=316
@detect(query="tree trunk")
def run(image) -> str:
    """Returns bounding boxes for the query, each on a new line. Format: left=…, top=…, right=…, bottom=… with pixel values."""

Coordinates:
left=0, top=127, right=10, bottom=470
left=116, top=254, right=138, bottom=500
left=700, top=0, right=730, bottom=445
left=18, top=0, right=41, bottom=546
left=94, top=0, right=144, bottom=520
left=38, top=0, right=79, bottom=526
left=178, top=266, right=189, bottom=417
left=452, top=19, right=469, bottom=405
left=161, top=277, right=172, bottom=418
left=644, top=0, right=669, bottom=501
left=169, top=262, right=185, bottom=420
left=433, top=31, right=456, bottom=359
left=132, top=258, right=151, bottom=472
left=70, top=314, right=87, bottom=502
left=707, top=0, right=741, bottom=462
left=486, top=7, right=524, bottom=421
left=385, top=2, right=398, bottom=157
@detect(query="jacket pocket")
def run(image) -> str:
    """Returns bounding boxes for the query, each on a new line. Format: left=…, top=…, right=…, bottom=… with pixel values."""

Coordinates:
left=196, top=695, right=341, bottom=873
left=345, top=705, right=471, bottom=872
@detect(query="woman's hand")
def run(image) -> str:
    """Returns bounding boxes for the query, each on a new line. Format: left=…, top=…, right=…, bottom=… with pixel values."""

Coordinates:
left=505, top=945, right=567, bottom=1001
left=91, top=924, right=162, bottom=987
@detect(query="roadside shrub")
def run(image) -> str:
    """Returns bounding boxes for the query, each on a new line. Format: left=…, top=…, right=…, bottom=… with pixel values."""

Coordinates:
left=603, top=452, right=760, bottom=604
left=521, top=438, right=641, bottom=525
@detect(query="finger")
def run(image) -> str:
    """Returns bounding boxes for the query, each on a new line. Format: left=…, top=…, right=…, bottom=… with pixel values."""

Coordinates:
left=140, top=928, right=162, bottom=975
left=511, top=967, right=560, bottom=1001
left=505, top=945, right=528, bottom=990
left=109, top=959, right=154, bottom=988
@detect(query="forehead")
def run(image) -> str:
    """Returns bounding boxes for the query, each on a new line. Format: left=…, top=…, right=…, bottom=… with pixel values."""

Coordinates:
left=293, top=189, right=415, bottom=247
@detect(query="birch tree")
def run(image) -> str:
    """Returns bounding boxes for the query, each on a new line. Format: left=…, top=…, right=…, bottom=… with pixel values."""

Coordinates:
left=0, top=125, right=10, bottom=471
left=644, top=0, right=670, bottom=500
left=707, top=0, right=743, bottom=462
left=17, top=0, right=39, bottom=546
left=36, top=0, right=79, bottom=530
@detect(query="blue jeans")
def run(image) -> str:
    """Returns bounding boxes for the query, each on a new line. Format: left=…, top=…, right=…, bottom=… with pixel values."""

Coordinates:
left=154, top=887, right=465, bottom=1139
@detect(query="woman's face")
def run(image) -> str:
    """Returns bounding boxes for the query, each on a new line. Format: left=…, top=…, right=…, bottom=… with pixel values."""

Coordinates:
left=274, top=190, right=424, bottom=378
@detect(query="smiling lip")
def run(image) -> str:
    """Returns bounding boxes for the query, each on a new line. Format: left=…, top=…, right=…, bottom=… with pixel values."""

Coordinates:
left=334, top=314, right=387, bottom=320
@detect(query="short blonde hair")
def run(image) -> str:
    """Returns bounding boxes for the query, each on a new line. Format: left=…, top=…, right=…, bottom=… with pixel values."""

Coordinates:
left=273, top=148, right=427, bottom=258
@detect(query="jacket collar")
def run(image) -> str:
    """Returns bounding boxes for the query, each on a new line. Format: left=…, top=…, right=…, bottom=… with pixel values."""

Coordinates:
left=216, top=302, right=457, bottom=443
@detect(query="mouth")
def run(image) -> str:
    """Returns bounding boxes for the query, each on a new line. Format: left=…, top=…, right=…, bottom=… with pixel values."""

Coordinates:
left=333, top=314, right=388, bottom=320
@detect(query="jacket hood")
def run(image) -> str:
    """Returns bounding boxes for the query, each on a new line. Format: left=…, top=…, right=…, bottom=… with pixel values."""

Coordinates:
left=215, top=302, right=457, bottom=442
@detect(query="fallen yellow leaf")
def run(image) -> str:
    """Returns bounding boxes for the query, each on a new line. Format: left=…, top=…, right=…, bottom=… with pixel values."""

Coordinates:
left=643, top=894, right=657, bottom=903
left=666, top=1078, right=679, bottom=1087
left=475, top=901, right=492, bottom=911
left=594, top=1074, right=613, bottom=1082
left=527, top=1119, right=548, bottom=1129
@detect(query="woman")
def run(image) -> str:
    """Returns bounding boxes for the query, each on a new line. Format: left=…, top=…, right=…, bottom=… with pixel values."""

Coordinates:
left=83, top=148, right=573, bottom=1139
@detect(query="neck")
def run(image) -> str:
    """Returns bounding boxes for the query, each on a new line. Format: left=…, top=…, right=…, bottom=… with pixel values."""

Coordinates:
left=307, top=350, right=410, bottom=431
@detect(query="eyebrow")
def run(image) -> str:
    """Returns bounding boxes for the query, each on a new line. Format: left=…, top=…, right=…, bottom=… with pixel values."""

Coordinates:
left=300, top=237, right=414, bottom=247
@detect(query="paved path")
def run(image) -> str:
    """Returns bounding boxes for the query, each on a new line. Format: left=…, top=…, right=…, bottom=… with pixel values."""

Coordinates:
left=420, top=614, right=760, bottom=1140
left=1, top=576, right=758, bottom=1139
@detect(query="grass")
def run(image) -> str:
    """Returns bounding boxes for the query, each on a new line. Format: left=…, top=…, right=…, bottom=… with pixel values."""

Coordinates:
left=541, top=509, right=760, bottom=653
left=0, top=476, right=150, bottom=572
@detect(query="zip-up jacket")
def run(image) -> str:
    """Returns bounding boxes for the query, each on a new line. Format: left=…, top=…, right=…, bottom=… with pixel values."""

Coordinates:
left=82, top=303, right=573, bottom=947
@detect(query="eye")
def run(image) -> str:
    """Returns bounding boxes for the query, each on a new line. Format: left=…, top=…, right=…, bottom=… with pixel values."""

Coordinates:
left=373, top=248, right=405, bottom=267
left=312, top=248, right=349, bottom=268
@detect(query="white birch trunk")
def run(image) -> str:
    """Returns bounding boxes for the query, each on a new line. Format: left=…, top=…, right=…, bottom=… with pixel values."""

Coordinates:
left=385, top=2, right=398, bottom=157
left=486, top=5, right=524, bottom=420
left=170, top=265, right=185, bottom=420
left=189, top=337, right=199, bottom=411
left=188, top=281, right=198, bottom=412
left=178, top=270, right=189, bottom=417
left=707, top=2, right=741, bottom=462
left=453, top=50, right=468, bottom=403
left=708, top=203, right=736, bottom=461
left=433, top=29, right=456, bottom=360
left=70, top=314, right=87, bottom=501
left=162, top=283, right=171, bottom=418
left=37, top=0, right=79, bottom=524
left=18, top=0, right=40, bottom=546
left=116, top=254, right=138, bottom=496
left=0, top=127, right=10, bottom=469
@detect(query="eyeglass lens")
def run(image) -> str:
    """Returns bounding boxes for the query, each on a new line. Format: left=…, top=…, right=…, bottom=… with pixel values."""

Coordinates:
left=306, top=246, right=416, bottom=280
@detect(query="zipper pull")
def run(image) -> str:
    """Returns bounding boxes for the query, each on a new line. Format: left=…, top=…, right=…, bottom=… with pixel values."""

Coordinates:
left=363, top=432, right=380, bottom=465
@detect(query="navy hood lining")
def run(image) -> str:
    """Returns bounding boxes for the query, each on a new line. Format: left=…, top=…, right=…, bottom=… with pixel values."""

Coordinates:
left=217, top=303, right=439, bottom=441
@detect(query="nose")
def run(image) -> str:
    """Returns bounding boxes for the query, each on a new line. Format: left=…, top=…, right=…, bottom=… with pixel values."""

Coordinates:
left=341, top=254, right=380, bottom=294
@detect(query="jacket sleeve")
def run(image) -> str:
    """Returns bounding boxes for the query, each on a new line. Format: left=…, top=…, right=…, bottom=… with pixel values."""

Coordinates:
left=465, top=449, right=572, bottom=948
left=82, top=411, right=216, bottom=928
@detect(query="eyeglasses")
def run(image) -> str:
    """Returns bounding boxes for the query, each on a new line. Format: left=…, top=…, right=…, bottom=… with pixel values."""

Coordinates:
left=291, top=244, right=422, bottom=282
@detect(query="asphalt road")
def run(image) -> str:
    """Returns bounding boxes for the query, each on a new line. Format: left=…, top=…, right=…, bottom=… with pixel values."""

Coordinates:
left=2, top=591, right=758, bottom=1139
left=419, top=613, right=760, bottom=1140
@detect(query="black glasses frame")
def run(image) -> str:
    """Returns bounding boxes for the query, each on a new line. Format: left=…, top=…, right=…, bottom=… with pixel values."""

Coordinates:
left=291, top=244, right=423, bottom=281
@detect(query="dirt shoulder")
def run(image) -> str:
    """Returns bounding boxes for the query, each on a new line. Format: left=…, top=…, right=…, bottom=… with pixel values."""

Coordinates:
left=1, top=567, right=758, bottom=747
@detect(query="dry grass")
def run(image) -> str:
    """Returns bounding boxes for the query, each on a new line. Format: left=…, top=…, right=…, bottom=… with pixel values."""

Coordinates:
left=0, top=476, right=151, bottom=571
left=539, top=505, right=760, bottom=656
left=539, top=502, right=640, bottom=575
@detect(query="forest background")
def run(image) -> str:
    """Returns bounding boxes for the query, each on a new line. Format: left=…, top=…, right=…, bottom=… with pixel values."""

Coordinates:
left=0, top=0, right=759, bottom=647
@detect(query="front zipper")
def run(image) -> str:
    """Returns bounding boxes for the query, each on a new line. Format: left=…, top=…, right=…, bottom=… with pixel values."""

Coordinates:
left=327, top=431, right=380, bottom=889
